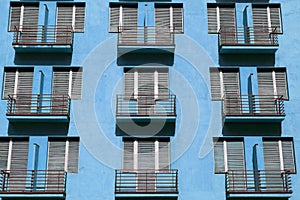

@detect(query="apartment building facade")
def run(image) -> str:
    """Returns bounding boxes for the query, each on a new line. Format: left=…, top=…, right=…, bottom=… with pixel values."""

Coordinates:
left=0, top=0, right=299, bottom=200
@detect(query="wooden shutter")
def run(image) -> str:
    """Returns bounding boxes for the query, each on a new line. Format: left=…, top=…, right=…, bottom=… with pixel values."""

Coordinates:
left=213, top=138, right=225, bottom=173
left=157, top=69, right=169, bottom=95
left=48, top=139, right=66, bottom=171
left=0, top=139, right=9, bottom=170
left=223, top=69, right=240, bottom=98
left=124, top=69, right=134, bottom=97
left=10, top=138, right=29, bottom=170
left=138, top=141, right=155, bottom=169
left=257, top=69, right=274, bottom=96
left=22, top=4, right=39, bottom=27
left=263, top=139, right=281, bottom=171
left=75, top=4, right=85, bottom=32
left=155, top=4, right=183, bottom=33
left=270, top=5, right=282, bottom=33
left=252, top=6, right=268, bottom=27
left=155, top=5, right=171, bottom=28
left=17, top=69, right=34, bottom=95
left=281, top=139, right=296, bottom=173
left=122, top=5, right=138, bottom=27
left=123, top=140, right=134, bottom=170
left=207, top=5, right=217, bottom=33
left=275, top=69, right=288, bottom=99
left=158, top=141, right=170, bottom=170
left=219, top=5, right=236, bottom=29
left=67, top=138, right=80, bottom=173
left=209, top=68, right=221, bottom=100
left=9, top=3, right=21, bottom=31
left=52, top=68, right=70, bottom=95
left=57, top=4, right=73, bottom=29
left=71, top=68, right=83, bottom=100
left=109, top=4, right=120, bottom=32
left=173, top=5, right=183, bottom=33
left=138, top=69, right=154, bottom=96
left=3, top=69, right=16, bottom=99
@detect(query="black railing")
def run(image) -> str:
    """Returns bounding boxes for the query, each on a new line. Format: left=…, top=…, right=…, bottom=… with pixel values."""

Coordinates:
left=0, top=170, right=66, bottom=194
left=118, top=26, right=175, bottom=46
left=219, top=26, right=278, bottom=46
left=116, top=95, right=176, bottom=117
left=226, top=170, right=292, bottom=194
left=115, top=169, right=178, bottom=194
left=7, top=94, right=70, bottom=116
left=223, top=95, right=285, bottom=116
left=13, top=25, right=73, bottom=46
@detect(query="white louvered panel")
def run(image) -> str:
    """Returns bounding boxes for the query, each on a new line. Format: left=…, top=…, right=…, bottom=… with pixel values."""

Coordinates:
left=52, top=69, right=70, bottom=95
left=157, top=69, right=169, bottom=95
left=223, top=70, right=240, bottom=97
left=10, top=139, right=29, bottom=170
left=124, top=70, right=134, bottom=97
left=109, top=5, right=120, bottom=32
left=158, top=141, right=170, bottom=170
left=3, top=70, right=16, bottom=99
left=275, top=70, right=288, bottom=99
left=173, top=5, right=183, bottom=33
left=0, top=140, right=9, bottom=170
left=57, top=5, right=73, bottom=29
left=67, top=139, right=79, bottom=173
left=281, top=140, right=295, bottom=173
left=122, top=5, right=138, bottom=27
left=155, top=6, right=171, bottom=27
left=48, top=140, right=66, bottom=170
left=9, top=4, right=21, bottom=31
left=207, top=6, right=217, bottom=33
left=219, top=6, right=236, bottom=28
left=209, top=68, right=221, bottom=100
left=252, top=6, right=268, bottom=27
left=75, top=4, right=85, bottom=32
left=71, top=68, right=83, bottom=100
left=263, top=140, right=281, bottom=170
left=213, top=140, right=225, bottom=173
left=123, top=141, right=134, bottom=170
left=138, top=141, right=155, bottom=169
left=226, top=140, right=245, bottom=171
left=23, top=4, right=39, bottom=26
left=138, top=70, right=154, bottom=96
left=270, top=6, right=282, bottom=33
left=17, top=69, right=33, bottom=94
left=258, top=70, right=274, bottom=96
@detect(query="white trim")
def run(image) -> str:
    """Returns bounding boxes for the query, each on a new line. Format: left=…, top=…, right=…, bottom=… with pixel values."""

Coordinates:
left=7, top=140, right=13, bottom=170
left=219, top=70, right=224, bottom=98
left=119, top=5, right=123, bottom=28
left=216, top=6, right=220, bottom=32
left=272, top=70, right=277, bottom=96
left=170, top=6, right=173, bottom=32
left=20, top=4, right=24, bottom=28
left=133, top=140, right=138, bottom=170
left=134, top=70, right=138, bottom=99
left=72, top=5, right=76, bottom=31
left=223, top=140, right=228, bottom=172
left=154, top=70, right=159, bottom=99
left=155, top=140, right=159, bottom=171
left=267, top=6, right=272, bottom=28
left=68, top=69, right=73, bottom=98
left=278, top=140, right=284, bottom=171
left=64, top=140, right=69, bottom=172
left=14, top=69, right=19, bottom=95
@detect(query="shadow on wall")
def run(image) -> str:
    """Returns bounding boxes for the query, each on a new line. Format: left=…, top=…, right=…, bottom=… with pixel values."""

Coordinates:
left=8, top=122, right=69, bottom=136
left=219, top=54, right=275, bottom=66
left=14, top=53, right=72, bottom=65
left=117, top=52, right=174, bottom=66
left=216, top=0, right=270, bottom=2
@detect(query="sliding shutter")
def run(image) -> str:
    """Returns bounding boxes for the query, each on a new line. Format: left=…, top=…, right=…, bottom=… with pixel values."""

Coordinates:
left=158, top=69, right=169, bottom=95
left=252, top=6, right=268, bottom=27
left=68, top=138, right=80, bottom=173
left=219, top=6, right=236, bottom=29
left=3, top=69, right=16, bottom=99
left=270, top=5, right=282, bottom=33
left=123, top=141, right=134, bottom=170
left=124, top=69, right=135, bottom=97
left=213, top=139, right=225, bottom=173
left=52, top=68, right=70, bottom=95
left=155, top=5, right=171, bottom=28
left=23, top=4, right=39, bottom=27
left=209, top=68, right=222, bottom=100
left=281, top=139, right=296, bottom=173
left=75, top=4, right=85, bottom=32
left=48, top=139, right=66, bottom=171
left=109, top=4, right=120, bottom=32
left=9, top=3, right=21, bottom=31
left=17, top=69, right=34, bottom=95
left=155, top=4, right=183, bottom=33
left=207, top=5, right=218, bottom=33
left=138, top=69, right=155, bottom=96
left=159, top=141, right=170, bottom=170
left=71, top=68, right=83, bottom=100
left=173, top=5, right=183, bottom=33
left=257, top=69, right=274, bottom=96
left=275, top=69, right=288, bottom=99
left=57, top=4, right=73, bottom=30
left=109, top=4, right=137, bottom=32
left=0, top=139, right=10, bottom=170
left=122, top=5, right=138, bottom=27
left=138, top=141, right=155, bottom=169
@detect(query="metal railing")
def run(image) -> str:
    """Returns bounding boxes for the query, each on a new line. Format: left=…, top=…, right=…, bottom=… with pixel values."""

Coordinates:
left=118, top=26, right=175, bottom=46
left=7, top=94, right=70, bottom=116
left=13, top=25, right=73, bottom=46
left=116, top=95, right=176, bottom=116
left=219, top=26, right=278, bottom=46
left=115, top=169, right=178, bottom=194
left=226, top=170, right=292, bottom=194
left=0, top=170, right=66, bottom=194
left=223, top=95, right=285, bottom=116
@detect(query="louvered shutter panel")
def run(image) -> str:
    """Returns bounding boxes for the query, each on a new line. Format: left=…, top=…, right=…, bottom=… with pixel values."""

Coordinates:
left=173, top=5, right=183, bottom=33
left=0, top=139, right=9, bottom=170
left=10, top=138, right=29, bottom=170
left=213, top=139, right=225, bottom=173
left=123, top=5, right=138, bottom=27
left=138, top=69, right=154, bottom=96
left=252, top=6, right=270, bottom=43
left=17, top=69, right=33, bottom=95
left=226, top=140, right=245, bottom=171
left=258, top=70, right=274, bottom=96
left=75, top=4, right=85, bottom=32
left=275, top=69, right=288, bottom=99
left=71, top=68, right=83, bottom=100
left=155, top=6, right=171, bottom=28
left=270, top=5, right=282, bottom=33
left=263, top=140, right=281, bottom=171
left=219, top=6, right=236, bottom=42
left=9, top=3, right=21, bottom=31
left=23, top=4, right=39, bottom=26
left=67, top=138, right=80, bottom=173
left=52, top=68, right=70, bottom=95
left=123, top=141, right=134, bottom=170
left=159, top=141, right=170, bottom=170
left=3, top=69, right=16, bottom=99
left=223, top=70, right=240, bottom=97
left=207, top=5, right=217, bottom=33
left=158, top=69, right=169, bottom=95
left=57, top=4, right=73, bottom=29
left=109, top=5, right=120, bottom=32
left=281, top=139, right=295, bottom=173
left=138, top=141, right=155, bottom=169
left=124, top=70, right=134, bottom=97
left=209, top=68, right=221, bottom=100
left=48, top=139, right=66, bottom=171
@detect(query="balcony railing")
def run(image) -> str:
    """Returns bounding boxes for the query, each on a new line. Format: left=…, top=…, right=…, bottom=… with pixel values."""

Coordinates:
left=219, top=26, right=278, bottom=46
left=118, top=26, right=175, bottom=46
left=7, top=94, right=70, bottom=116
left=12, top=25, right=73, bottom=46
left=116, top=95, right=176, bottom=117
left=223, top=95, right=285, bottom=116
left=0, top=170, right=66, bottom=194
left=115, top=169, right=178, bottom=194
left=226, top=170, right=292, bottom=194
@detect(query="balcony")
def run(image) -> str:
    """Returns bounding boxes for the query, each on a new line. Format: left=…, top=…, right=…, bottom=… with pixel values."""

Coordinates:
left=218, top=26, right=279, bottom=54
left=115, top=169, right=178, bottom=198
left=117, top=26, right=175, bottom=54
left=226, top=170, right=292, bottom=198
left=223, top=95, right=285, bottom=123
left=12, top=25, right=73, bottom=53
left=0, top=170, right=66, bottom=198
left=6, top=94, right=70, bottom=122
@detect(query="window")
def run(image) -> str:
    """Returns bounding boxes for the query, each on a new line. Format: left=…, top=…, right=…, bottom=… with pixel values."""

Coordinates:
left=52, top=67, right=83, bottom=100
left=213, top=137, right=245, bottom=174
left=252, top=4, right=282, bottom=33
left=257, top=68, right=288, bottom=99
left=207, top=4, right=236, bottom=34
left=123, top=138, right=170, bottom=170
left=2, top=68, right=34, bottom=99
left=155, top=3, right=184, bottom=33
left=263, top=138, right=296, bottom=173
left=209, top=68, right=240, bottom=100
left=109, top=3, right=138, bottom=32
left=57, top=3, right=86, bottom=32
left=9, top=2, right=39, bottom=31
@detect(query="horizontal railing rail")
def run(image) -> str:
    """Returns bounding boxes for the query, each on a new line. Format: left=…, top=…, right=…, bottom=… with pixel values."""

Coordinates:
left=223, top=95, right=285, bottom=116
left=116, top=94, right=176, bottom=116
left=219, top=26, right=278, bottom=46
left=13, top=25, right=73, bottom=46
left=115, top=169, right=178, bottom=194
left=226, top=170, right=292, bottom=194
left=0, top=170, right=66, bottom=194
left=118, top=26, right=175, bottom=46
left=7, top=94, right=71, bottom=116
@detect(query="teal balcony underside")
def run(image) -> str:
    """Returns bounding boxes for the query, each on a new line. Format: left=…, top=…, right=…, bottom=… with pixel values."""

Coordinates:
left=0, top=193, right=66, bottom=198
left=115, top=193, right=178, bottom=198
left=118, top=45, right=175, bottom=54
left=227, top=192, right=292, bottom=199
left=219, top=45, right=278, bottom=54
left=224, top=115, right=285, bottom=123
left=7, top=115, right=69, bottom=122
left=13, top=44, right=72, bottom=53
